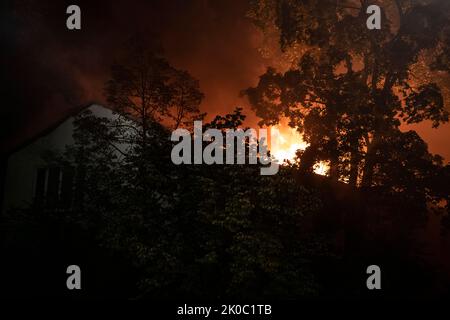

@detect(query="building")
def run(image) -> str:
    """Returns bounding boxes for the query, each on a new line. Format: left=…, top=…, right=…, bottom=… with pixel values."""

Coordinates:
left=2, top=104, right=118, bottom=213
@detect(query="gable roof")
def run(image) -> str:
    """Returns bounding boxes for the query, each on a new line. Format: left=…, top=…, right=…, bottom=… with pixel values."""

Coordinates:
left=3, top=102, right=102, bottom=156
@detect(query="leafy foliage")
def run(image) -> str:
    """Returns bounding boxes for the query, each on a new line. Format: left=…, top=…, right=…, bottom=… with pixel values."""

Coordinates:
left=245, top=0, right=450, bottom=212
left=105, top=36, right=204, bottom=131
left=45, top=107, right=323, bottom=299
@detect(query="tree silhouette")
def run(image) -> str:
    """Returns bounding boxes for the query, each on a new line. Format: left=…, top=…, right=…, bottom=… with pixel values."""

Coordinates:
left=105, top=36, right=204, bottom=138
left=168, top=70, right=205, bottom=129
left=40, top=105, right=322, bottom=299
left=104, top=36, right=205, bottom=189
left=245, top=0, right=449, bottom=193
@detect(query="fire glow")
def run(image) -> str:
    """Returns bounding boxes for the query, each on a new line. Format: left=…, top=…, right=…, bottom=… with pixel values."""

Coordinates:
left=269, top=123, right=329, bottom=176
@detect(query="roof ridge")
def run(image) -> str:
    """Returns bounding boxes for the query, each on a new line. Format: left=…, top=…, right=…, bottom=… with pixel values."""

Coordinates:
left=2, top=102, right=102, bottom=156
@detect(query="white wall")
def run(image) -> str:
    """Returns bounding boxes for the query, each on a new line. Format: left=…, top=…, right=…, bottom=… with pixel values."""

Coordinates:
left=3, top=104, right=118, bottom=212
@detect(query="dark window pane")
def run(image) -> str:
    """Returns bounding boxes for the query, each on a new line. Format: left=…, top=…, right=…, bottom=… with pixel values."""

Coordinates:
left=47, top=167, right=61, bottom=205
left=60, top=167, right=74, bottom=207
left=34, top=168, right=47, bottom=202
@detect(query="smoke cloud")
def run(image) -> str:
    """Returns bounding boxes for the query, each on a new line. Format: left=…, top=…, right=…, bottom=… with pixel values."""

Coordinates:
left=1, top=0, right=449, bottom=160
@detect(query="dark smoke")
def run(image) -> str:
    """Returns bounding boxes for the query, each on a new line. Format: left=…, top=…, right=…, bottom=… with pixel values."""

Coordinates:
left=1, top=0, right=449, bottom=160
left=1, top=0, right=268, bottom=152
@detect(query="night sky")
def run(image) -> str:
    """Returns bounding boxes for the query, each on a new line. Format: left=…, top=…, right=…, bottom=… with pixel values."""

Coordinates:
left=1, top=0, right=449, bottom=161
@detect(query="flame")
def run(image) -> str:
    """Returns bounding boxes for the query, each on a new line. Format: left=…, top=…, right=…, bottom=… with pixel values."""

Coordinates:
left=270, top=122, right=329, bottom=176
left=270, top=125, right=308, bottom=162
left=313, top=161, right=330, bottom=176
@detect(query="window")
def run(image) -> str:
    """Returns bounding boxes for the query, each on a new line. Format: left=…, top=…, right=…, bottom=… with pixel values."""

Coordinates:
left=33, top=166, right=74, bottom=208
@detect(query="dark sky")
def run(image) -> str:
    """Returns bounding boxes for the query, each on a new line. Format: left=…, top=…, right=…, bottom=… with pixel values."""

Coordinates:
left=1, top=0, right=449, bottom=161
left=1, top=0, right=270, bottom=150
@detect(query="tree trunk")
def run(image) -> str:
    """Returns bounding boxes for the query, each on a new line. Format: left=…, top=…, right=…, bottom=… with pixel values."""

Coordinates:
left=349, top=151, right=359, bottom=188
left=329, top=154, right=340, bottom=181
left=361, top=133, right=379, bottom=187
left=328, top=109, right=340, bottom=181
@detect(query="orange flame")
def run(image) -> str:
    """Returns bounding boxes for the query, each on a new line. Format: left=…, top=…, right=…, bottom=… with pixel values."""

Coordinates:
left=269, top=120, right=329, bottom=176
